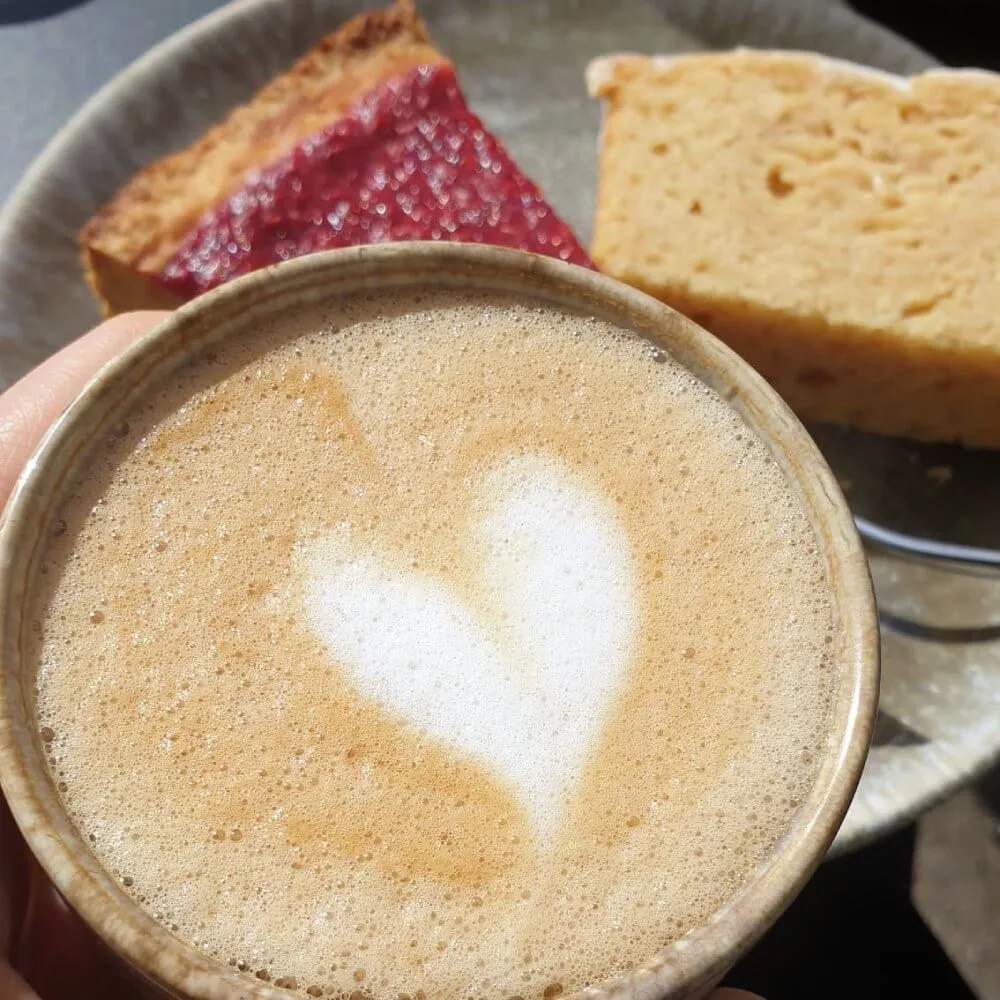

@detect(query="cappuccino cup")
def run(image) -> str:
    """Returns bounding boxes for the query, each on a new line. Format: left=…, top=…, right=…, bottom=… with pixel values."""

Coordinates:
left=0, top=244, right=878, bottom=1000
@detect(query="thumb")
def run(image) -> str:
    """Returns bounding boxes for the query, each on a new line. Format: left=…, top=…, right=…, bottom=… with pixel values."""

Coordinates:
left=0, top=311, right=168, bottom=508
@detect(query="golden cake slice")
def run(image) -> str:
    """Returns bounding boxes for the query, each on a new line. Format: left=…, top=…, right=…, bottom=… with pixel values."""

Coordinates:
left=82, top=0, right=446, bottom=314
left=588, top=50, right=1000, bottom=447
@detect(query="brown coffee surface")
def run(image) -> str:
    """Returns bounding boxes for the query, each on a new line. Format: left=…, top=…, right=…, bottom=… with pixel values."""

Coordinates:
left=32, top=289, right=836, bottom=999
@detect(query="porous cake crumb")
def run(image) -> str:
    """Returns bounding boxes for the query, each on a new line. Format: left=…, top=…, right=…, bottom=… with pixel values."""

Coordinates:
left=589, top=51, right=1000, bottom=447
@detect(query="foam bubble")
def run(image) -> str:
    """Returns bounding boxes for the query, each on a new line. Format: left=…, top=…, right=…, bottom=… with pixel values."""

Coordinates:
left=32, top=289, right=837, bottom=999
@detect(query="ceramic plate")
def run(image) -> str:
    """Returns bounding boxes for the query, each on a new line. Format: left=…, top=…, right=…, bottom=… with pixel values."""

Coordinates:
left=3, top=0, right=993, bottom=854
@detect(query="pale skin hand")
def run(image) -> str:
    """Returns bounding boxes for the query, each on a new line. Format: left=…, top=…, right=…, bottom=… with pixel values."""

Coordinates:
left=0, top=312, right=169, bottom=1000
left=0, top=875, right=33, bottom=1000
left=0, top=313, right=765, bottom=1000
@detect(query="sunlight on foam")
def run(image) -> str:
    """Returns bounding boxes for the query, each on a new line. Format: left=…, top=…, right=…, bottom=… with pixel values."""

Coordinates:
left=33, top=289, right=838, bottom=997
left=302, top=454, right=638, bottom=841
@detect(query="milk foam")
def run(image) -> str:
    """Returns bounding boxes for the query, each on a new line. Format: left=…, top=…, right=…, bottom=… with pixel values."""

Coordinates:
left=32, top=290, right=837, bottom=999
left=304, top=454, right=637, bottom=838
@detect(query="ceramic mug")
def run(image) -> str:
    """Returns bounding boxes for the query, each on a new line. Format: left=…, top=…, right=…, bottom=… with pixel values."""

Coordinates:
left=0, top=243, right=879, bottom=999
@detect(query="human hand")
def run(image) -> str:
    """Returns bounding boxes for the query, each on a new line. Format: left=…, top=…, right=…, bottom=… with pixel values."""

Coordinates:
left=0, top=312, right=168, bottom=1000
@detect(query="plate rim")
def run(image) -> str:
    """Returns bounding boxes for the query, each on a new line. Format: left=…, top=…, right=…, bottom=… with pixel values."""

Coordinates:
left=0, top=0, right=969, bottom=857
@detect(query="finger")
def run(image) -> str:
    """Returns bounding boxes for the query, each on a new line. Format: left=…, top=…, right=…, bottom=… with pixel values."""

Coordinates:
left=0, top=797, right=30, bottom=958
left=0, top=311, right=167, bottom=996
left=0, top=311, right=169, bottom=508
left=0, top=961, right=41, bottom=1000
left=16, top=865, right=133, bottom=1000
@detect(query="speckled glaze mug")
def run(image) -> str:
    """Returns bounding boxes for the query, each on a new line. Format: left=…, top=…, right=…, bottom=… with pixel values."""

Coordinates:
left=0, top=244, right=879, bottom=1000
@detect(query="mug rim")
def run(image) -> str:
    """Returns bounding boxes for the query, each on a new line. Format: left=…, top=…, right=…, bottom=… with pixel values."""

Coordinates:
left=0, top=242, right=879, bottom=1000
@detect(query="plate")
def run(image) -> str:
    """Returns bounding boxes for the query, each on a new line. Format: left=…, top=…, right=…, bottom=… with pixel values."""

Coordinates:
left=1, top=0, right=988, bottom=854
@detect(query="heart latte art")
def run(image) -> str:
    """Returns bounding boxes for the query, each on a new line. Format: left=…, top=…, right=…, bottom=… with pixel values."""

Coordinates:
left=34, top=290, right=836, bottom=999
left=304, top=454, right=637, bottom=839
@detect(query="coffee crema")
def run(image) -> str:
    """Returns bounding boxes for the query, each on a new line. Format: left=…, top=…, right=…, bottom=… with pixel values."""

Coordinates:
left=32, top=290, right=836, bottom=998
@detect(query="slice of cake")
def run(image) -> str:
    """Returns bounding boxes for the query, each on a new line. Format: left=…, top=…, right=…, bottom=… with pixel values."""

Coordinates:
left=588, top=50, right=1000, bottom=448
left=82, top=0, right=590, bottom=315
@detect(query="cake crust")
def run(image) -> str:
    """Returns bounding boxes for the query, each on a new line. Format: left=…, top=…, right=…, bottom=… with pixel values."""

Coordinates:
left=81, top=0, right=445, bottom=315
